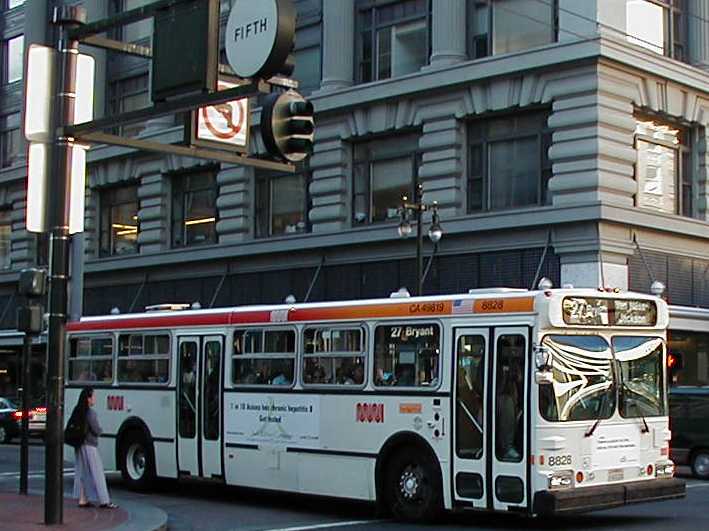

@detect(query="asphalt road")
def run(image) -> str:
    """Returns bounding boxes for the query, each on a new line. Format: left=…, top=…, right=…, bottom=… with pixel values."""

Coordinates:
left=1, top=441, right=708, bottom=531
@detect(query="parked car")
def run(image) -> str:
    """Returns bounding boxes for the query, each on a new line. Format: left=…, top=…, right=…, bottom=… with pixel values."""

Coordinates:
left=669, top=386, right=709, bottom=479
left=0, top=397, right=21, bottom=443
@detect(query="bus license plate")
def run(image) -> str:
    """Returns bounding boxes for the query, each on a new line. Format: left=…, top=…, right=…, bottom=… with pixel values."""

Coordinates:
left=608, top=468, right=624, bottom=482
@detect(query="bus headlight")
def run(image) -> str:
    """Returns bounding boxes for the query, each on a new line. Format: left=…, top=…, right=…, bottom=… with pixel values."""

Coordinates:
left=548, top=470, right=574, bottom=490
left=655, top=462, right=674, bottom=478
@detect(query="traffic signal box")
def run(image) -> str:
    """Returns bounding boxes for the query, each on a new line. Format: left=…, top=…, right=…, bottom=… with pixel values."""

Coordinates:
left=261, top=90, right=315, bottom=163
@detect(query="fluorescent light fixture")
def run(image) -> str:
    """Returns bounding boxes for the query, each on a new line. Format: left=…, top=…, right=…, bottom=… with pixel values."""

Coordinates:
left=27, top=143, right=48, bottom=233
left=69, top=145, right=87, bottom=234
left=74, top=53, right=95, bottom=125
left=184, top=217, right=216, bottom=226
left=24, top=45, right=56, bottom=143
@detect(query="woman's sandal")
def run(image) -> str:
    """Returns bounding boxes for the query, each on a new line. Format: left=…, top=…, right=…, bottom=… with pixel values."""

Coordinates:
left=99, top=503, right=118, bottom=509
left=78, top=502, right=94, bottom=508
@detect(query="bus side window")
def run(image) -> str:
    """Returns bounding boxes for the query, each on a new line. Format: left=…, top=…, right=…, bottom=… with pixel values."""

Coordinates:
left=232, top=329, right=295, bottom=387
left=373, top=323, right=440, bottom=388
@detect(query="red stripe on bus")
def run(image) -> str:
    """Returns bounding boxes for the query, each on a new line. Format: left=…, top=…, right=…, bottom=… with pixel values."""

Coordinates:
left=66, top=313, right=230, bottom=331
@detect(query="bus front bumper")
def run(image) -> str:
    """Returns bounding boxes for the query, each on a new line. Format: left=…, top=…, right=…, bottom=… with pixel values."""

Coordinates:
left=533, top=478, right=686, bottom=515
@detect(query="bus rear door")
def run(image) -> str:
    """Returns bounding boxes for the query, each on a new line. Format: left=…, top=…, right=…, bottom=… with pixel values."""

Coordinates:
left=177, top=335, right=224, bottom=479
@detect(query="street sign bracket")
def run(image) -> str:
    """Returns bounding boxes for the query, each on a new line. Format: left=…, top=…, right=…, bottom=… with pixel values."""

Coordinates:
left=64, top=81, right=268, bottom=137
left=76, top=131, right=296, bottom=173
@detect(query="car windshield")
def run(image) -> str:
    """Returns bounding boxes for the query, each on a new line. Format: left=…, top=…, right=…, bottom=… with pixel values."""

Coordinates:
left=613, top=336, right=665, bottom=418
left=539, top=335, right=615, bottom=422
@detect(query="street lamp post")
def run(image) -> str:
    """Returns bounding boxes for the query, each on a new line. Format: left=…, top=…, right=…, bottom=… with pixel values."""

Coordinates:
left=398, top=183, right=443, bottom=296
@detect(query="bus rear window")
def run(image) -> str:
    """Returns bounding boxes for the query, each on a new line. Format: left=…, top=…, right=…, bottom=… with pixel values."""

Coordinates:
left=373, top=323, right=440, bottom=388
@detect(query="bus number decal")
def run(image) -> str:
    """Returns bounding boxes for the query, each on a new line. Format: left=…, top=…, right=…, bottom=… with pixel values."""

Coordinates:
left=107, top=395, right=124, bottom=411
left=270, top=309, right=289, bottom=323
left=409, top=302, right=445, bottom=314
left=548, top=454, right=572, bottom=466
left=356, top=403, right=384, bottom=423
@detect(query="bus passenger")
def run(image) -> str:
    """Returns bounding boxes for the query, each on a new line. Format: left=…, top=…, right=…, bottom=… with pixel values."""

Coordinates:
left=271, top=363, right=290, bottom=385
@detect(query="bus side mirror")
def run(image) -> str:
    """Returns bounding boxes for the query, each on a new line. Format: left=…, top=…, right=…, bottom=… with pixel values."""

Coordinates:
left=534, top=345, right=553, bottom=385
left=534, top=345, right=552, bottom=370
left=535, top=371, right=554, bottom=385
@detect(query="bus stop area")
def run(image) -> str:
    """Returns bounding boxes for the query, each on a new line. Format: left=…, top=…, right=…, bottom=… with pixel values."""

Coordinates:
left=0, top=491, right=167, bottom=531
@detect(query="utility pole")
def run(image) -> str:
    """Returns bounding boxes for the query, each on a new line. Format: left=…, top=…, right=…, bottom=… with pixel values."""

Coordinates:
left=43, top=6, right=86, bottom=525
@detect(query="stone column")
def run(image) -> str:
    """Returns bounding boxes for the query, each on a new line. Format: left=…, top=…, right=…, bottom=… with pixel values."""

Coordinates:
left=137, top=160, right=169, bottom=254
left=418, top=116, right=463, bottom=218
left=320, top=0, right=355, bottom=91
left=10, top=188, right=31, bottom=270
left=697, top=128, right=709, bottom=221
left=547, top=69, right=637, bottom=207
left=688, top=0, right=709, bottom=70
left=308, top=121, right=349, bottom=232
left=216, top=165, right=251, bottom=243
left=429, top=0, right=467, bottom=67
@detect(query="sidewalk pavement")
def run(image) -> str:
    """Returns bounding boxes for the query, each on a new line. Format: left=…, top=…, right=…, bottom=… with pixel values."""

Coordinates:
left=0, top=492, right=167, bottom=531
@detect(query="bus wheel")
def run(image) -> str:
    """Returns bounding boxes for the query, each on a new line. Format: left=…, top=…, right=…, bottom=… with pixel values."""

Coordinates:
left=385, top=447, right=441, bottom=521
left=119, top=431, right=155, bottom=490
left=692, top=451, right=709, bottom=479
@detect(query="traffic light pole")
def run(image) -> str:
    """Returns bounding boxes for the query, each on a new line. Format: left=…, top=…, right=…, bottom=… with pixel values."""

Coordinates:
left=44, top=6, right=86, bottom=525
left=19, top=330, right=31, bottom=495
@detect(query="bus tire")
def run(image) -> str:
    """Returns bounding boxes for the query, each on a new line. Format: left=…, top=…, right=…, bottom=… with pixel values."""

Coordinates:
left=691, top=450, right=709, bottom=479
left=384, top=446, right=442, bottom=522
left=119, top=430, right=155, bottom=490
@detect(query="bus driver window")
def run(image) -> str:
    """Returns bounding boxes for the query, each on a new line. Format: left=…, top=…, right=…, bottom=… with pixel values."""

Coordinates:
left=373, top=323, right=440, bottom=388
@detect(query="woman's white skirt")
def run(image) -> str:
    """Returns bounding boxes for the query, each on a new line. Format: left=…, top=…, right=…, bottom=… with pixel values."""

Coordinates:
left=73, top=444, right=110, bottom=505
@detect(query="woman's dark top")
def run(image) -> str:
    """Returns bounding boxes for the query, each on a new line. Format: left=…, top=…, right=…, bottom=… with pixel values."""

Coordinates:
left=85, top=408, right=102, bottom=447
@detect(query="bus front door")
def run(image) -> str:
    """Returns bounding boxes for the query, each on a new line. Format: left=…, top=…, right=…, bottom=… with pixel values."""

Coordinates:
left=177, top=335, right=224, bottom=479
left=452, top=328, right=489, bottom=509
left=490, top=327, right=529, bottom=511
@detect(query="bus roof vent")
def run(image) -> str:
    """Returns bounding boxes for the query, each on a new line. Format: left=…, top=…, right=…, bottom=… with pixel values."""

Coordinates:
left=467, top=287, right=528, bottom=294
left=390, top=287, right=411, bottom=298
left=145, top=303, right=191, bottom=312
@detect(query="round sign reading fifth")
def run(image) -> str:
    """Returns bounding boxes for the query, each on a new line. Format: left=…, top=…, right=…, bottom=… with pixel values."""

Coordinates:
left=225, top=0, right=296, bottom=79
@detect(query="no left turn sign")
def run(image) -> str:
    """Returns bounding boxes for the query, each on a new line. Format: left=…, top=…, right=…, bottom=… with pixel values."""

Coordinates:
left=194, top=81, right=249, bottom=150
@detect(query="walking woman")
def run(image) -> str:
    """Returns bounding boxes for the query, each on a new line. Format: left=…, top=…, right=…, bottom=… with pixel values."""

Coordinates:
left=70, top=387, right=118, bottom=509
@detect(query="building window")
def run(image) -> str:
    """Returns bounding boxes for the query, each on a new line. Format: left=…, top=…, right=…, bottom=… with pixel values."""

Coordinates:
left=0, top=113, right=21, bottom=168
left=357, top=0, right=430, bottom=83
left=100, top=185, right=139, bottom=257
left=468, top=111, right=551, bottom=212
left=255, top=171, right=309, bottom=238
left=115, top=0, right=153, bottom=44
left=6, top=0, right=25, bottom=9
left=2, top=34, right=23, bottom=84
left=468, top=0, right=556, bottom=59
left=627, top=0, right=686, bottom=60
left=353, top=132, right=421, bottom=225
left=0, top=209, right=10, bottom=269
left=634, top=116, right=692, bottom=217
left=109, top=74, right=150, bottom=137
left=171, top=170, right=218, bottom=247
left=292, top=12, right=322, bottom=93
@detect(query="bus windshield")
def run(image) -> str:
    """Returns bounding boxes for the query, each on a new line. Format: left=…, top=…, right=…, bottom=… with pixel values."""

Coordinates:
left=613, top=336, right=665, bottom=418
left=540, top=335, right=615, bottom=422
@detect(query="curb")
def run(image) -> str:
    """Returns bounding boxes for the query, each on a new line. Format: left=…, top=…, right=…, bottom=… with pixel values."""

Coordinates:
left=111, top=496, right=168, bottom=531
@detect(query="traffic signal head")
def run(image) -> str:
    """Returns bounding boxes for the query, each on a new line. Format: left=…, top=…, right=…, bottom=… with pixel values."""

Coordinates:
left=261, top=90, right=315, bottom=163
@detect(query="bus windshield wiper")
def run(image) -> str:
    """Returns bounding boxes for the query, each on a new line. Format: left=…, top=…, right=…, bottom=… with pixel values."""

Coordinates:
left=586, top=349, right=617, bottom=438
left=584, top=386, right=612, bottom=438
left=621, top=382, right=651, bottom=433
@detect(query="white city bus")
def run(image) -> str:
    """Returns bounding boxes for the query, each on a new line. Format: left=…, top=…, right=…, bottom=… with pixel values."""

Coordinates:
left=64, top=287, right=685, bottom=520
